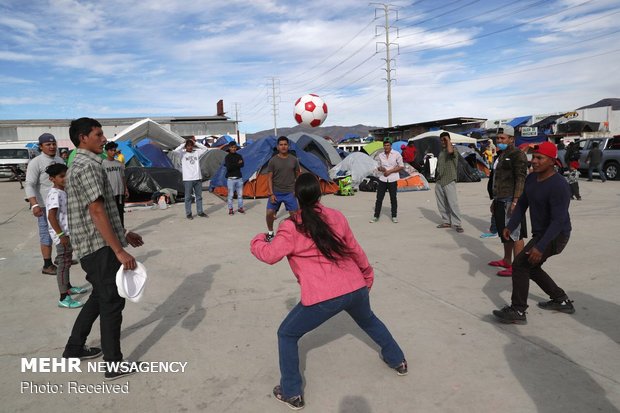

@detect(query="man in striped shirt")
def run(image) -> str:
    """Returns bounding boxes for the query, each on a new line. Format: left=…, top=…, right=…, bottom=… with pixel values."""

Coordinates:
left=61, top=118, right=145, bottom=380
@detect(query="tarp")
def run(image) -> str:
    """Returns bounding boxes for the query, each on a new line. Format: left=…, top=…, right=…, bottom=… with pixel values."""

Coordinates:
left=557, top=120, right=600, bottom=134
left=209, top=136, right=337, bottom=197
left=213, top=135, right=235, bottom=147
left=410, top=130, right=477, bottom=144
left=515, top=135, right=547, bottom=147
left=288, top=132, right=342, bottom=166
left=126, top=167, right=184, bottom=202
left=531, top=114, right=563, bottom=128
left=113, top=118, right=185, bottom=148
left=507, top=116, right=531, bottom=128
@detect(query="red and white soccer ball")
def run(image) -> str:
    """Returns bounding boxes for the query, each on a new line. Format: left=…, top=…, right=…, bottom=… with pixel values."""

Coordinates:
left=294, top=94, right=328, bottom=127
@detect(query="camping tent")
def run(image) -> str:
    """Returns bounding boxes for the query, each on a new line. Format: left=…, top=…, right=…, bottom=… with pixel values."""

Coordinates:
left=408, top=136, right=481, bottom=183
left=126, top=167, right=184, bottom=202
left=132, top=141, right=174, bottom=168
left=200, top=149, right=227, bottom=180
left=458, top=147, right=490, bottom=177
left=287, top=132, right=342, bottom=166
left=113, top=118, right=185, bottom=148
left=330, top=152, right=429, bottom=191
left=329, top=152, right=378, bottom=189
left=363, top=141, right=383, bottom=155
left=209, top=136, right=337, bottom=197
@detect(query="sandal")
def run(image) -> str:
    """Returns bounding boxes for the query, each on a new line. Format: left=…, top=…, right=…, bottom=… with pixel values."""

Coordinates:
left=436, top=223, right=451, bottom=228
left=273, top=385, right=305, bottom=410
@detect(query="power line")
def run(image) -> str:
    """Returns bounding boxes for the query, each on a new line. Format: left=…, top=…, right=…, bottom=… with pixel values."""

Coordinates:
left=281, top=35, right=378, bottom=94
left=413, top=47, right=620, bottom=87
left=402, top=7, right=620, bottom=77
left=399, top=0, right=596, bottom=54
left=280, top=17, right=378, bottom=85
left=399, top=0, right=481, bottom=30
left=398, top=0, right=529, bottom=39
left=310, top=53, right=380, bottom=93
left=321, top=63, right=385, bottom=97
left=396, top=0, right=464, bottom=24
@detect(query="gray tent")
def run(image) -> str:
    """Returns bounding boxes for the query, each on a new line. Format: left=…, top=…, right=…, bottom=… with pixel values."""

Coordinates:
left=287, top=132, right=341, bottom=166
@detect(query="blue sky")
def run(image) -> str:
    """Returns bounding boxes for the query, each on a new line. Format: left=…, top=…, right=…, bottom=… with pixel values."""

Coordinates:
left=1, top=0, right=619, bottom=133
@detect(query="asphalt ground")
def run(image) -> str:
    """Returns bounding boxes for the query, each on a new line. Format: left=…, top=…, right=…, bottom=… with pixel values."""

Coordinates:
left=1, top=177, right=619, bottom=413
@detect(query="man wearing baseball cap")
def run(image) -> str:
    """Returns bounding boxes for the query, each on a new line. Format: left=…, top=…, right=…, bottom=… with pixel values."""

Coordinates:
left=493, top=141, right=575, bottom=324
left=25, top=133, right=65, bottom=275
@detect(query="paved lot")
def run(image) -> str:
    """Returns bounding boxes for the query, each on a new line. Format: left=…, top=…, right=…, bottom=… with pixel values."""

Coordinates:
left=1, top=177, right=619, bottom=413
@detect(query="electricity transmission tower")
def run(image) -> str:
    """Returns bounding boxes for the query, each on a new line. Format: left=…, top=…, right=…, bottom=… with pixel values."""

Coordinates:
left=372, top=3, right=399, bottom=127
left=269, top=77, right=281, bottom=137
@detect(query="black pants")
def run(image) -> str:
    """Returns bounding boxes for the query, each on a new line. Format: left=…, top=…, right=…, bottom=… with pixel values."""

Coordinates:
left=65, top=246, right=125, bottom=361
left=511, top=233, right=569, bottom=312
left=569, top=182, right=581, bottom=199
left=114, top=195, right=125, bottom=228
left=374, top=181, right=398, bottom=218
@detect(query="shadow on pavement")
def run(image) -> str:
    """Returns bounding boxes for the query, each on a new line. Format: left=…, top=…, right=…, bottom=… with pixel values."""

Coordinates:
left=121, top=264, right=219, bottom=360
left=339, top=395, right=372, bottom=413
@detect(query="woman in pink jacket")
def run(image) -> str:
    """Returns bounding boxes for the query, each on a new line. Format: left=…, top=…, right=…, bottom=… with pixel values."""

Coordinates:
left=251, top=173, right=407, bottom=410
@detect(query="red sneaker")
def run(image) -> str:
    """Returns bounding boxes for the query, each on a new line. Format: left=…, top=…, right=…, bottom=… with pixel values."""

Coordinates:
left=488, top=259, right=510, bottom=268
left=497, top=267, right=513, bottom=277
left=228, top=208, right=234, bottom=215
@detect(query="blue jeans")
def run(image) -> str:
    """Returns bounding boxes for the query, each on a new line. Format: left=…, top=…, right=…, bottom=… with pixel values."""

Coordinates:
left=227, top=178, right=244, bottom=209
left=183, top=180, right=203, bottom=216
left=588, top=163, right=606, bottom=181
left=277, top=287, right=405, bottom=398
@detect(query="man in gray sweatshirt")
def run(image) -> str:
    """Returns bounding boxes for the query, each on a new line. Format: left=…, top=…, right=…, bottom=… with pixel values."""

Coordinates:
left=25, top=133, right=65, bottom=275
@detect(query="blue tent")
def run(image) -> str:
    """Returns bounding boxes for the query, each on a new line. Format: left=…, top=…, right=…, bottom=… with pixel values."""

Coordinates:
left=137, top=142, right=175, bottom=168
left=209, top=136, right=334, bottom=196
left=213, top=135, right=235, bottom=147
left=116, top=141, right=152, bottom=167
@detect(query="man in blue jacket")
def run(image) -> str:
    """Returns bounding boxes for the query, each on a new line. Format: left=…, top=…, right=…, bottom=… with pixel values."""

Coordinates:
left=493, top=142, right=575, bottom=324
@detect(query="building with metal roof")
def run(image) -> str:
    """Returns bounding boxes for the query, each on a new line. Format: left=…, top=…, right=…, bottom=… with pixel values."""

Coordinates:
left=369, top=117, right=487, bottom=141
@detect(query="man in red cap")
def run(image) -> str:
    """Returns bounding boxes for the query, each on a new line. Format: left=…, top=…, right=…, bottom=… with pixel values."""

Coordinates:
left=493, top=142, right=575, bottom=324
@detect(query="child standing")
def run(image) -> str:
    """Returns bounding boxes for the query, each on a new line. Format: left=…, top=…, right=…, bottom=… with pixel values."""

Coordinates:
left=566, top=161, right=581, bottom=200
left=45, top=163, right=87, bottom=308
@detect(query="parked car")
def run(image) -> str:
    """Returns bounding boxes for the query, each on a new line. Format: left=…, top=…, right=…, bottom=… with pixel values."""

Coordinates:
left=558, top=136, right=620, bottom=180
left=0, top=144, right=39, bottom=180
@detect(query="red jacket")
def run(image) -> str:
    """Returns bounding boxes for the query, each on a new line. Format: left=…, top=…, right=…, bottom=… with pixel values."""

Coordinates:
left=402, top=145, right=416, bottom=163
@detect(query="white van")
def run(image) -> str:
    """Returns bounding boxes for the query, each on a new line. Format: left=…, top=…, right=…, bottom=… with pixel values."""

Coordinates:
left=0, top=143, right=39, bottom=180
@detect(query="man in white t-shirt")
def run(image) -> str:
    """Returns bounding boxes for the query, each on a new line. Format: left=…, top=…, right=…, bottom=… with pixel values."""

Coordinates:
left=370, top=140, right=404, bottom=223
left=25, top=133, right=65, bottom=275
left=174, top=138, right=208, bottom=219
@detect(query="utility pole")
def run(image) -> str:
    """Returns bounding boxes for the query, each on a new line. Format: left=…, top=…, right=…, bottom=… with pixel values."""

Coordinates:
left=233, top=102, right=240, bottom=144
left=269, top=77, right=280, bottom=137
left=372, top=3, right=398, bottom=128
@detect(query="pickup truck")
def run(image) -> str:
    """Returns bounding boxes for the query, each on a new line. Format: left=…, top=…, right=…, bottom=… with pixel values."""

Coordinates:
left=558, top=136, right=620, bottom=180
